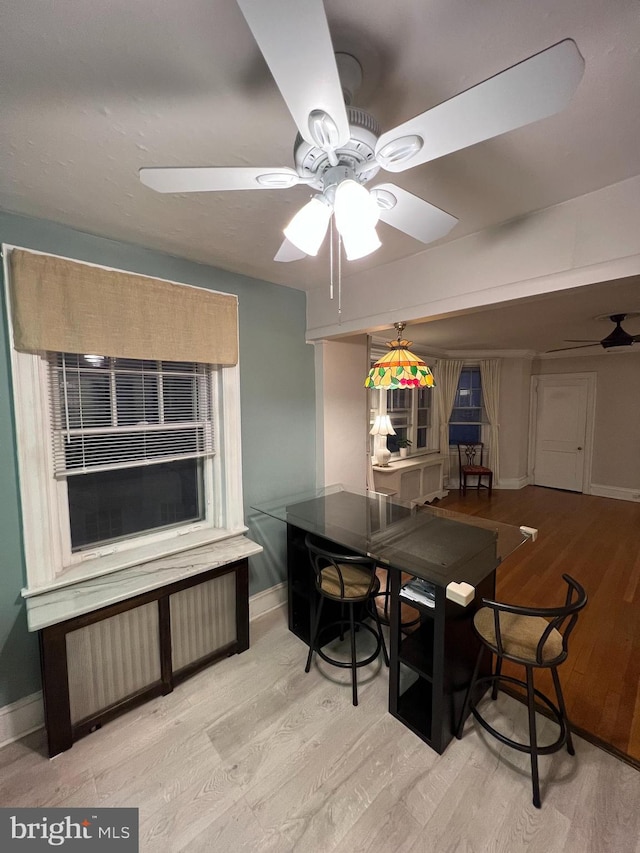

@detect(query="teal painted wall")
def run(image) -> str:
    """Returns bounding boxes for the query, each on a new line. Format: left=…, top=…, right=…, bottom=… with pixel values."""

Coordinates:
left=0, top=210, right=316, bottom=708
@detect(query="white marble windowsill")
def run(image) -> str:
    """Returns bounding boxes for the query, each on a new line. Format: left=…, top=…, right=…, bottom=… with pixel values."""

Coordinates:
left=372, top=453, right=444, bottom=473
left=25, top=535, right=263, bottom=632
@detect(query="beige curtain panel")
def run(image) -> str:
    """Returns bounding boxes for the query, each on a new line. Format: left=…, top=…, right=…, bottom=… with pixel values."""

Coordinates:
left=9, top=249, right=238, bottom=365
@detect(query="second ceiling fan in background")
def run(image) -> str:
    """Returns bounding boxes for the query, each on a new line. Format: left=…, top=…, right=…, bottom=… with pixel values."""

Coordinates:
left=139, top=0, right=585, bottom=264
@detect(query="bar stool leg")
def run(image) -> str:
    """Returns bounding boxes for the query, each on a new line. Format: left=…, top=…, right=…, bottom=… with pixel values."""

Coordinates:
left=456, top=644, right=485, bottom=739
left=305, top=596, right=324, bottom=673
left=525, top=666, right=542, bottom=808
left=492, top=656, right=502, bottom=700
left=551, top=666, right=575, bottom=755
left=370, top=595, right=389, bottom=667
left=349, top=602, right=358, bottom=706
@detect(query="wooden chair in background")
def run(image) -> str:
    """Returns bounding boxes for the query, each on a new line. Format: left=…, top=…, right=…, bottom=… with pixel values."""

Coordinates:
left=457, top=441, right=493, bottom=495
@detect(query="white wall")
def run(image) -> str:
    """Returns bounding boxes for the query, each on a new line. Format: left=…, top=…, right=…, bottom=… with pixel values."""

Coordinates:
left=498, top=358, right=533, bottom=486
left=307, top=175, right=640, bottom=341
left=532, top=352, right=640, bottom=494
left=311, top=175, right=640, bottom=500
left=314, top=336, right=369, bottom=491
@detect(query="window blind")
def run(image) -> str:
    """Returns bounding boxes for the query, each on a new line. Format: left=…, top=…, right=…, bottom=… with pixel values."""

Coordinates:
left=48, top=353, right=215, bottom=476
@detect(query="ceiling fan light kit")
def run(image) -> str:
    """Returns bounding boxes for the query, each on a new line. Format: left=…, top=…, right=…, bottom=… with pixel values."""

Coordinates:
left=333, top=178, right=381, bottom=261
left=283, top=195, right=332, bottom=256
left=139, top=0, right=585, bottom=293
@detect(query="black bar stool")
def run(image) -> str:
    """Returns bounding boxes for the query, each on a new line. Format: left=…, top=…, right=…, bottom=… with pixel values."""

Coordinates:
left=373, top=567, right=420, bottom=631
left=456, top=574, right=587, bottom=807
left=305, top=534, right=389, bottom=706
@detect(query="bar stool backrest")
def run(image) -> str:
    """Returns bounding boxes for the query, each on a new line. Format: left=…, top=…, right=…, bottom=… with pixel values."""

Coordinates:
left=481, top=574, right=587, bottom=666
left=305, top=535, right=378, bottom=603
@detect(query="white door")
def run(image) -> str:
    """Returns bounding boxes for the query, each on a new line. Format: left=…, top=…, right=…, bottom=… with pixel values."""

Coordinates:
left=532, top=376, right=590, bottom=492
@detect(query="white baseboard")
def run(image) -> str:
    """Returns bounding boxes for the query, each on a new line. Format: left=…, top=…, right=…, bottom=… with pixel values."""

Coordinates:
left=590, top=484, right=640, bottom=503
left=496, top=476, right=531, bottom=490
left=0, top=691, right=44, bottom=749
left=249, top=581, right=287, bottom=621
left=446, top=476, right=530, bottom=491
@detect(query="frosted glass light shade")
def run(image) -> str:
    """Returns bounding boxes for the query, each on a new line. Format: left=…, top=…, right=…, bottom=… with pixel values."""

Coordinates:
left=334, top=180, right=381, bottom=261
left=340, top=224, right=381, bottom=261
left=284, top=197, right=332, bottom=256
left=334, top=180, right=379, bottom=228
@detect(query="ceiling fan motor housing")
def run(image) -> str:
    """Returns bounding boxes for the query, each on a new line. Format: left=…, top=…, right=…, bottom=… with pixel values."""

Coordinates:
left=294, top=107, right=381, bottom=190
left=602, top=317, right=634, bottom=348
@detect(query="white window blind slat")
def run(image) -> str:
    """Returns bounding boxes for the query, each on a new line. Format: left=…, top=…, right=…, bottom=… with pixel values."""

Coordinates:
left=48, top=353, right=215, bottom=477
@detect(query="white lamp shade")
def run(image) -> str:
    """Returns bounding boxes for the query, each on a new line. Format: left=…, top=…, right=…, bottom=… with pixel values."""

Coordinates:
left=334, top=180, right=379, bottom=228
left=340, top=223, right=381, bottom=261
left=369, top=414, right=396, bottom=436
left=284, top=197, right=332, bottom=256
left=334, top=180, right=381, bottom=260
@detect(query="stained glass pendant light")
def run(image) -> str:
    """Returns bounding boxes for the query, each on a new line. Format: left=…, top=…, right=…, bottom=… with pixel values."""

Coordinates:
left=365, top=322, right=436, bottom=389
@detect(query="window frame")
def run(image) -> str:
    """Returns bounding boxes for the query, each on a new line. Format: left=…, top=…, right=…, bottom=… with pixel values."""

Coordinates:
left=5, top=254, right=245, bottom=595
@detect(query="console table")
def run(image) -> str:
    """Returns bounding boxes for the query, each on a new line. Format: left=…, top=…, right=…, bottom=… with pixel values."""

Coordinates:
left=253, top=487, right=531, bottom=754
left=25, top=535, right=262, bottom=757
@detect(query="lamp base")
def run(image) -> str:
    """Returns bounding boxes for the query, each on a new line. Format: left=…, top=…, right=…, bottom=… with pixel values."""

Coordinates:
left=375, top=447, right=391, bottom=467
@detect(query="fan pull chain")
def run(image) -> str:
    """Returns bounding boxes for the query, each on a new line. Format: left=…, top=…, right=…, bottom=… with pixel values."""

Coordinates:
left=329, top=214, right=334, bottom=301
left=327, top=216, right=342, bottom=322
left=337, top=231, right=342, bottom=321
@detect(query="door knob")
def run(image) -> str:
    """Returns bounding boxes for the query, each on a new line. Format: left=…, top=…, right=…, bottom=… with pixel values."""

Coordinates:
left=577, top=446, right=583, bottom=450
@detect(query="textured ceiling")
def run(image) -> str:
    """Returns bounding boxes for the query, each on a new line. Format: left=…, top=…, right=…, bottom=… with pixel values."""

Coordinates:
left=2, top=0, right=639, bottom=302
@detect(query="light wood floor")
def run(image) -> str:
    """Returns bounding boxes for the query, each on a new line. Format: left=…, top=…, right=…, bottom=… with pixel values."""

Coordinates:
left=1, top=608, right=639, bottom=852
left=437, top=485, right=640, bottom=764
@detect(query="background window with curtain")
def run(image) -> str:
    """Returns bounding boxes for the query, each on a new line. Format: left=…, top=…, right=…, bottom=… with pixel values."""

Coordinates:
left=49, top=353, right=215, bottom=551
left=449, top=366, right=486, bottom=444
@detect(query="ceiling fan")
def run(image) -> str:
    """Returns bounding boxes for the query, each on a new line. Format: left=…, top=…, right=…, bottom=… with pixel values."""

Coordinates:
left=547, top=314, right=640, bottom=353
left=139, top=0, right=585, bottom=264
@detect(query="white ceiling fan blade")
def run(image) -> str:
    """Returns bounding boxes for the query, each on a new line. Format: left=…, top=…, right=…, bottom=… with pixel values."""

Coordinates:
left=236, top=0, right=349, bottom=149
left=371, top=183, right=458, bottom=244
left=375, top=39, right=584, bottom=173
left=274, top=239, right=308, bottom=263
left=139, top=166, right=302, bottom=193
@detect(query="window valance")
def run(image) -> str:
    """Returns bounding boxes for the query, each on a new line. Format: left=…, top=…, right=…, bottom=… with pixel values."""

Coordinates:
left=8, top=249, right=238, bottom=366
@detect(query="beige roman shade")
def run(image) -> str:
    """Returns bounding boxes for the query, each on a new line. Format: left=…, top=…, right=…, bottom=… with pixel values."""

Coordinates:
left=8, top=249, right=238, bottom=365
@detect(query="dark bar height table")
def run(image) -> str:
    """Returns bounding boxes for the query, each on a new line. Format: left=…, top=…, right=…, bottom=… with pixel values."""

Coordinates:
left=253, top=485, right=531, bottom=754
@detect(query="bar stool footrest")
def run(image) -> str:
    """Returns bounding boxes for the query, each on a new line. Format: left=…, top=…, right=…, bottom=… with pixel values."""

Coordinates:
left=470, top=674, right=567, bottom=755
left=316, top=620, right=382, bottom=669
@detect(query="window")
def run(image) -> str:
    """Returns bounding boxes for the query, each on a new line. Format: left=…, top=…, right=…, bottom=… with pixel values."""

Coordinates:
left=6, top=248, right=244, bottom=592
left=10, top=347, right=244, bottom=592
left=449, top=366, right=486, bottom=444
left=49, top=353, right=214, bottom=552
